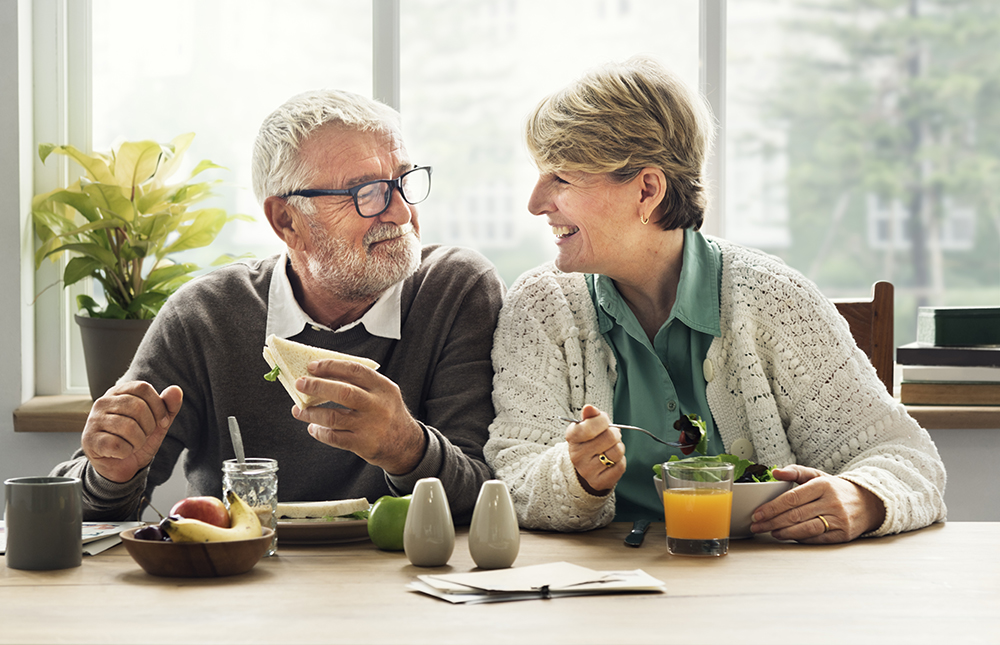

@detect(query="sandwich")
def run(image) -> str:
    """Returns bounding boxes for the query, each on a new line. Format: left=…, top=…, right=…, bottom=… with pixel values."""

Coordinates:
left=276, top=498, right=371, bottom=521
left=262, top=334, right=380, bottom=409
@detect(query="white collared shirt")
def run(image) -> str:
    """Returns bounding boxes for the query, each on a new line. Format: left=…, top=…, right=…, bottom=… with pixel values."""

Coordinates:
left=265, top=251, right=403, bottom=340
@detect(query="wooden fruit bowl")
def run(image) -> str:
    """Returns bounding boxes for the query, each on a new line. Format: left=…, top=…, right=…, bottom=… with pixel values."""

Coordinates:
left=120, top=526, right=273, bottom=577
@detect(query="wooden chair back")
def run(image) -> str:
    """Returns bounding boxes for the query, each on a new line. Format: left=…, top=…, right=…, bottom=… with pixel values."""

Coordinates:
left=832, top=281, right=894, bottom=394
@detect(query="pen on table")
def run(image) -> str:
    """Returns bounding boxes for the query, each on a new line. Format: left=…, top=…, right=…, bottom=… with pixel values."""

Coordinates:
left=624, top=519, right=652, bottom=547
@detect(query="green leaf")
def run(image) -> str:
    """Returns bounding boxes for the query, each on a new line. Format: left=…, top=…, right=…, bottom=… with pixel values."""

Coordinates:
left=127, top=291, right=169, bottom=317
left=144, top=263, right=198, bottom=290
left=62, top=256, right=104, bottom=287
left=39, top=189, right=102, bottom=223
left=673, top=412, right=709, bottom=455
left=154, top=132, right=196, bottom=181
left=34, top=235, right=67, bottom=268
left=188, top=158, right=225, bottom=179
left=264, top=365, right=281, bottom=382
left=75, top=295, right=130, bottom=319
left=162, top=208, right=227, bottom=253
left=83, top=183, right=135, bottom=222
left=210, top=252, right=255, bottom=267
left=134, top=185, right=175, bottom=214
left=48, top=242, right=119, bottom=269
left=114, top=140, right=163, bottom=193
left=38, top=143, right=57, bottom=164
left=76, top=295, right=102, bottom=317
left=31, top=208, right=68, bottom=243
left=152, top=273, right=194, bottom=295
left=61, top=218, right=127, bottom=240
left=170, top=181, right=217, bottom=206
left=101, top=301, right=130, bottom=319
left=716, top=454, right=753, bottom=482
left=40, top=143, right=116, bottom=184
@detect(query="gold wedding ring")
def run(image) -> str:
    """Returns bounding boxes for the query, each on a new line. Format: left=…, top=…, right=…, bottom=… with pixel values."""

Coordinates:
left=817, top=514, right=830, bottom=533
left=598, top=453, right=615, bottom=468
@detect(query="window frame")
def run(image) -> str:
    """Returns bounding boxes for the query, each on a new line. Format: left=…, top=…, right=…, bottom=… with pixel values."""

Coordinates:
left=24, top=0, right=728, bottom=397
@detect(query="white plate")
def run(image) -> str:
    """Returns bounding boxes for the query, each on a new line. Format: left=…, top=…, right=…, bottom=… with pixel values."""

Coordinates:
left=276, top=518, right=370, bottom=545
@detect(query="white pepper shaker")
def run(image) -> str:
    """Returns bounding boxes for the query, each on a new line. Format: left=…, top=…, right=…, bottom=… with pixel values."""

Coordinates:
left=403, top=477, right=455, bottom=567
left=468, top=479, right=519, bottom=569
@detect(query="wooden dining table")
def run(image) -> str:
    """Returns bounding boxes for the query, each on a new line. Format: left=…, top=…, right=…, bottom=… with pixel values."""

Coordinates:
left=1, top=521, right=997, bottom=645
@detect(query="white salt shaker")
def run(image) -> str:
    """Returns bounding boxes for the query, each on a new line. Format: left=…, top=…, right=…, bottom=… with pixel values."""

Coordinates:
left=468, top=479, right=520, bottom=569
left=403, top=477, right=455, bottom=567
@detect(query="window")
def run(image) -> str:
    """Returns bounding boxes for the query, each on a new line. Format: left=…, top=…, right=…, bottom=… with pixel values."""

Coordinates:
left=399, top=0, right=699, bottom=284
left=93, top=0, right=372, bottom=269
left=30, top=0, right=1000, bottom=395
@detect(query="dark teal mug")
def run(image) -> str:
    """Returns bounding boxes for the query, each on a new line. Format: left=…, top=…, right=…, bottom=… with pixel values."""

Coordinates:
left=4, top=476, right=82, bottom=570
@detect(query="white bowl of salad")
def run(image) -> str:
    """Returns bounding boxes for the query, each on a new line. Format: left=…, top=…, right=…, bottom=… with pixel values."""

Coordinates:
left=650, top=414, right=794, bottom=538
left=653, top=460, right=793, bottom=539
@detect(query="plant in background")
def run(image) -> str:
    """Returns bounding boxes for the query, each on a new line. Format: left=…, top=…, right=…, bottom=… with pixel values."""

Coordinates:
left=32, top=133, right=252, bottom=319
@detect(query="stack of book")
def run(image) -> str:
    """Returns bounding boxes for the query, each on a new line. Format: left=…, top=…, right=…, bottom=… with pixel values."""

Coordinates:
left=898, top=306, right=1000, bottom=406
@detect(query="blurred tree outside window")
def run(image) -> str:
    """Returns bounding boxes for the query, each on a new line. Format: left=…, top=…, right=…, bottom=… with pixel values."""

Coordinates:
left=728, top=0, right=1000, bottom=345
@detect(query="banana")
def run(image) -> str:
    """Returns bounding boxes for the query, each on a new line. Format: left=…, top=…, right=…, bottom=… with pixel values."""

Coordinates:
left=162, top=490, right=263, bottom=543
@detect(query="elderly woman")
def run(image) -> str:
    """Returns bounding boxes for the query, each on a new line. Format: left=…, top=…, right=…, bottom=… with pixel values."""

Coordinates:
left=486, top=56, right=946, bottom=543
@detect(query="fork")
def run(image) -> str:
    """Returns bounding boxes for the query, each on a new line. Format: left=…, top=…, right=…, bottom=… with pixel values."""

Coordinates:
left=557, top=417, right=694, bottom=449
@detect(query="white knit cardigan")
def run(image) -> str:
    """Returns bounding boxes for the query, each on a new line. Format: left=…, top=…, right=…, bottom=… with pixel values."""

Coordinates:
left=486, top=237, right=947, bottom=535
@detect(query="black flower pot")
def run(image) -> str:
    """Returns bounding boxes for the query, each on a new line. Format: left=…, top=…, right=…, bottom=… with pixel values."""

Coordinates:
left=75, top=315, right=153, bottom=400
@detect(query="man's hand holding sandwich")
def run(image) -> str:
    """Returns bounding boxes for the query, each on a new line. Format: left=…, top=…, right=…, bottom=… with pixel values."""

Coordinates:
left=291, top=358, right=426, bottom=476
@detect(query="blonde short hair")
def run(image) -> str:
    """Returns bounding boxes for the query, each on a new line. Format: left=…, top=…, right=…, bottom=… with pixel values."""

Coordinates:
left=525, top=56, right=716, bottom=230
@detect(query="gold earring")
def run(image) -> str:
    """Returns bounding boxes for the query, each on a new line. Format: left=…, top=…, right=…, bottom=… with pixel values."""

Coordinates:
left=641, top=213, right=650, bottom=225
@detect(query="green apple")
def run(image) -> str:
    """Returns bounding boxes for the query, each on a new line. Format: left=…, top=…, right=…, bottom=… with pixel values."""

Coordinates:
left=367, top=494, right=411, bottom=551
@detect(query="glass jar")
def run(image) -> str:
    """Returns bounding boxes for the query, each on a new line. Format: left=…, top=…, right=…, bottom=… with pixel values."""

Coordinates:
left=222, top=458, right=278, bottom=556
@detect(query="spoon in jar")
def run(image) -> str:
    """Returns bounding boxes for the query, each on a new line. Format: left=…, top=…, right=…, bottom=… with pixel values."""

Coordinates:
left=228, top=416, right=246, bottom=467
left=557, top=417, right=694, bottom=449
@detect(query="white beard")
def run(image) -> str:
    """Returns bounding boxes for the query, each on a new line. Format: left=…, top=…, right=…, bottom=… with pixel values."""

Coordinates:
left=305, top=221, right=421, bottom=303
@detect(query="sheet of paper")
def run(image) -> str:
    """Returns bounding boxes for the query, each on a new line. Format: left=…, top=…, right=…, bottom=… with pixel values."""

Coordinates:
left=0, top=521, right=142, bottom=555
left=82, top=522, right=143, bottom=544
left=407, top=580, right=549, bottom=604
left=423, top=561, right=606, bottom=593
left=83, top=535, right=124, bottom=556
left=410, top=562, right=666, bottom=604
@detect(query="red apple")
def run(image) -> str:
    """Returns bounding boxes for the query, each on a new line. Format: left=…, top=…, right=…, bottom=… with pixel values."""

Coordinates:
left=169, top=496, right=231, bottom=528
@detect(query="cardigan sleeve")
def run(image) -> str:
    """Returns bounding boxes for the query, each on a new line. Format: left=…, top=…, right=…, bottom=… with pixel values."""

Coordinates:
left=485, top=267, right=616, bottom=531
left=708, top=240, right=947, bottom=537
left=788, top=301, right=947, bottom=536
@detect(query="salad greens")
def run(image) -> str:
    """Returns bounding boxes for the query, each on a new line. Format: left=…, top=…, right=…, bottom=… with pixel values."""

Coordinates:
left=323, top=508, right=370, bottom=521
left=264, top=365, right=281, bottom=382
left=673, top=413, right=708, bottom=455
left=654, top=413, right=777, bottom=483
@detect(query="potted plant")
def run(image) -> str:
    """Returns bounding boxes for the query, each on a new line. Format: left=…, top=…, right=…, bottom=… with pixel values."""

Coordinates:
left=32, top=133, right=251, bottom=399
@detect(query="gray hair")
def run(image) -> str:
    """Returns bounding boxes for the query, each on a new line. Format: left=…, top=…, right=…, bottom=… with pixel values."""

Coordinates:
left=251, top=89, right=401, bottom=206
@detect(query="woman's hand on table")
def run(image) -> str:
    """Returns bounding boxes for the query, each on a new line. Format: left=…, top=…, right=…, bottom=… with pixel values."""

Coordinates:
left=565, top=404, right=626, bottom=496
left=749, top=465, right=886, bottom=543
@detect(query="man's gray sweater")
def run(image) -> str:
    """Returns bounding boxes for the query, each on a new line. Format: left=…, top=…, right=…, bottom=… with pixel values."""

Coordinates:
left=53, top=245, right=504, bottom=523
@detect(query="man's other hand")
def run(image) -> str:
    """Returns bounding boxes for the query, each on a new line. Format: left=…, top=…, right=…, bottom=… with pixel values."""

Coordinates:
left=81, top=382, right=183, bottom=483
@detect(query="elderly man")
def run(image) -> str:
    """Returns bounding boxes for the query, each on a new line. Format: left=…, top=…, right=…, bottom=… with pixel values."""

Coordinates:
left=51, top=90, right=504, bottom=523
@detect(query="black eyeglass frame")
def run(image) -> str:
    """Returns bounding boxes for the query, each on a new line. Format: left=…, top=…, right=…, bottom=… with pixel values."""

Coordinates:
left=280, top=165, right=432, bottom=218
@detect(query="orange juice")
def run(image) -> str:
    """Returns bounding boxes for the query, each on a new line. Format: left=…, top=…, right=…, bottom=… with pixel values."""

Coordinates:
left=663, top=488, right=733, bottom=540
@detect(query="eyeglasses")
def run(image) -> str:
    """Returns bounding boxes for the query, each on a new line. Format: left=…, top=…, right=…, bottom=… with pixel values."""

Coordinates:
left=281, top=166, right=432, bottom=218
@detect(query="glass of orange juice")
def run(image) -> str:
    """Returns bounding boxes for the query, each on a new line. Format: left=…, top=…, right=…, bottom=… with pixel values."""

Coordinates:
left=662, top=461, right=735, bottom=556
